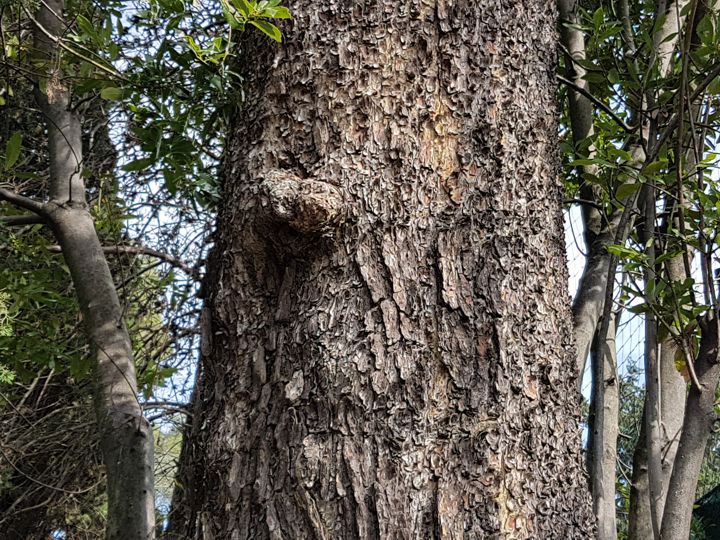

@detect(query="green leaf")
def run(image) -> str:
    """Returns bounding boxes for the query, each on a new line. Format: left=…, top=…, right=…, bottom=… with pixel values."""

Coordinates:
left=616, top=182, right=641, bottom=200
left=571, top=159, right=599, bottom=167
left=707, top=75, right=720, bottom=96
left=100, top=87, right=125, bottom=101
left=606, top=244, right=643, bottom=259
left=628, top=303, right=649, bottom=314
left=592, top=7, right=604, bottom=29
left=122, top=157, right=156, bottom=172
left=249, top=20, right=282, bottom=42
left=230, top=0, right=253, bottom=17
left=265, top=6, right=292, bottom=18
left=75, top=15, right=98, bottom=41
left=643, top=160, right=667, bottom=176
left=5, top=132, right=22, bottom=170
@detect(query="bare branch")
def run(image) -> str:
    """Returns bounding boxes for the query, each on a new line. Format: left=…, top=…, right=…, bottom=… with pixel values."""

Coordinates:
left=557, top=74, right=635, bottom=133
left=0, top=188, right=46, bottom=215
left=47, top=244, right=201, bottom=280
left=0, top=214, right=47, bottom=226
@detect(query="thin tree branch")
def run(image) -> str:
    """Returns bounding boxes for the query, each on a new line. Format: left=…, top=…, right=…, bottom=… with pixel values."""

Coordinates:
left=142, top=401, right=189, bottom=410
left=558, top=73, right=636, bottom=133
left=650, top=62, right=720, bottom=162
left=47, top=244, right=201, bottom=279
left=564, top=198, right=607, bottom=213
left=0, top=445, right=98, bottom=495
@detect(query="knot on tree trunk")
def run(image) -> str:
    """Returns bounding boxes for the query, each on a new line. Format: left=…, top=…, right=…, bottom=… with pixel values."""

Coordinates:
left=259, top=170, right=344, bottom=235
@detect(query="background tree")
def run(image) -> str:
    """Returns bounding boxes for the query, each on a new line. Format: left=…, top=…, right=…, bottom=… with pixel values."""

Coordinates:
left=559, top=0, right=720, bottom=538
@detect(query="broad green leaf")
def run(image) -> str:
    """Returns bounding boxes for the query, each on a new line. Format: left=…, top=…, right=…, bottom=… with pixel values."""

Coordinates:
left=250, top=20, right=282, bottom=42
left=616, top=182, right=641, bottom=200
left=628, top=303, right=649, bottom=314
left=122, top=156, right=156, bottom=172
left=570, top=159, right=599, bottom=167
left=75, top=15, right=98, bottom=42
left=265, top=6, right=291, bottom=18
left=221, top=0, right=245, bottom=29
left=606, top=244, right=643, bottom=259
left=100, top=87, right=125, bottom=100
left=643, top=160, right=667, bottom=176
left=592, top=7, right=604, bottom=29
left=230, top=0, right=253, bottom=17
left=5, top=132, right=22, bottom=169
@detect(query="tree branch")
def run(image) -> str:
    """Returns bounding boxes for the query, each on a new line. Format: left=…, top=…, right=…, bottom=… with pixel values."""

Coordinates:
left=47, top=244, right=201, bottom=280
left=20, top=3, right=126, bottom=81
left=0, top=188, right=46, bottom=215
left=557, top=74, right=636, bottom=133
left=0, top=214, right=47, bottom=226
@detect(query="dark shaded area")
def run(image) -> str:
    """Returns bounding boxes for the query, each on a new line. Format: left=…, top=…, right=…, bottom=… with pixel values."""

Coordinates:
left=695, top=484, right=720, bottom=539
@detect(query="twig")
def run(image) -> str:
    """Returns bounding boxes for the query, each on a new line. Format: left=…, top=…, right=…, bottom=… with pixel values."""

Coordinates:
left=0, top=444, right=98, bottom=495
left=557, top=73, right=636, bottom=133
left=47, top=243, right=201, bottom=279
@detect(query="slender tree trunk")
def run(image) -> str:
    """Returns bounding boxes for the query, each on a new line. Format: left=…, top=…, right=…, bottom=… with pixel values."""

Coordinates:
left=628, top=402, right=653, bottom=540
left=655, top=213, right=691, bottom=515
left=169, top=1, right=595, bottom=538
left=661, top=316, right=720, bottom=539
left=588, top=313, right=619, bottom=540
left=558, top=0, right=609, bottom=381
left=641, top=188, right=662, bottom=539
left=0, top=2, right=156, bottom=537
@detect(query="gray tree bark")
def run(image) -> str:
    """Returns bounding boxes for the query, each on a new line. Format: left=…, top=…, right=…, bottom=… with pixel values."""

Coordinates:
left=628, top=263, right=688, bottom=540
left=641, top=187, right=663, bottom=540
left=0, top=2, right=155, bottom=538
left=661, top=316, right=720, bottom=539
left=587, top=314, right=619, bottom=540
left=628, top=401, right=653, bottom=540
left=168, top=1, right=595, bottom=538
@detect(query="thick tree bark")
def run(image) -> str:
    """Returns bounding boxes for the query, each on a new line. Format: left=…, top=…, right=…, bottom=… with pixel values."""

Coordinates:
left=0, top=2, right=156, bottom=537
left=169, top=2, right=594, bottom=538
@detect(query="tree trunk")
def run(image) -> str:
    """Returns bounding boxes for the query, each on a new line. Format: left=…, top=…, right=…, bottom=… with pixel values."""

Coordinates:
left=656, top=235, right=690, bottom=514
left=169, top=2, right=594, bottom=538
left=628, top=401, right=653, bottom=540
left=661, top=316, right=720, bottom=539
left=588, top=313, right=619, bottom=540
